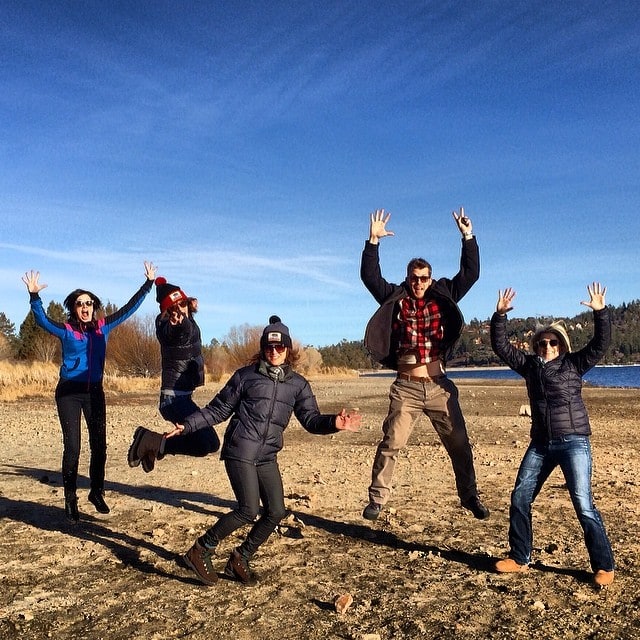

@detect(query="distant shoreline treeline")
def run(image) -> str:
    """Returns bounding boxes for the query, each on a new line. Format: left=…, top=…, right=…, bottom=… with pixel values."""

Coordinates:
left=2, top=299, right=639, bottom=378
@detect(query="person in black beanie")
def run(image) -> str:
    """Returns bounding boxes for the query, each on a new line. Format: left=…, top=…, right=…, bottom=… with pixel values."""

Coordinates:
left=127, top=277, right=220, bottom=472
left=166, top=315, right=360, bottom=586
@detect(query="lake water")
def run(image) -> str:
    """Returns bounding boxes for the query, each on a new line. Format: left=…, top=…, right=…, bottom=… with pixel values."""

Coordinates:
left=363, top=365, right=640, bottom=389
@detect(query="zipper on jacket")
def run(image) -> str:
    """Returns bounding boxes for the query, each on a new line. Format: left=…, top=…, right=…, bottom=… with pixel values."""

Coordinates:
left=256, top=375, right=280, bottom=464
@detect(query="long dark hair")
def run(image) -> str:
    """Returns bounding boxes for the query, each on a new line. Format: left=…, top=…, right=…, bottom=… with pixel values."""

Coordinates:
left=63, top=289, right=103, bottom=324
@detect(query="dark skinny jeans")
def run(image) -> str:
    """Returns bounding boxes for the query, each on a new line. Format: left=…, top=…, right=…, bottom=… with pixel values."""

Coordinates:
left=55, top=380, right=106, bottom=496
left=201, top=459, right=287, bottom=558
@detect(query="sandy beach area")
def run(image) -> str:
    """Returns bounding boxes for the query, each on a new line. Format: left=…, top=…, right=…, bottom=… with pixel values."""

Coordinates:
left=1, top=376, right=639, bottom=639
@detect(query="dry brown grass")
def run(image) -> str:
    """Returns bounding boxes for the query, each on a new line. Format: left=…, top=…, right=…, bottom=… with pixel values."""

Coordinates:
left=0, top=360, right=58, bottom=401
left=0, top=360, right=359, bottom=402
left=0, top=360, right=160, bottom=402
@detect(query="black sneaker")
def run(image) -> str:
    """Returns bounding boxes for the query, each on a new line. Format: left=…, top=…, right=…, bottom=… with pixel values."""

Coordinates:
left=461, top=496, right=490, bottom=520
left=88, top=490, right=110, bottom=514
left=64, top=495, right=79, bottom=523
left=362, top=502, right=383, bottom=521
left=224, top=549, right=257, bottom=585
left=183, top=541, right=218, bottom=586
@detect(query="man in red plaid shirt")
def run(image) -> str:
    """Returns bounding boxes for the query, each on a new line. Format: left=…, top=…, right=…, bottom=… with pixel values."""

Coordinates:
left=360, top=207, right=489, bottom=522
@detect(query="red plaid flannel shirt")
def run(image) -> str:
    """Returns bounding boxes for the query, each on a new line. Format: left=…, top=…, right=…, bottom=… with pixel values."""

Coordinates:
left=394, top=297, right=444, bottom=363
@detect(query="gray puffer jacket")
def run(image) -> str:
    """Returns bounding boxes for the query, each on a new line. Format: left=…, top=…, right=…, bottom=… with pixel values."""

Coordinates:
left=490, top=308, right=611, bottom=442
left=181, top=360, right=338, bottom=464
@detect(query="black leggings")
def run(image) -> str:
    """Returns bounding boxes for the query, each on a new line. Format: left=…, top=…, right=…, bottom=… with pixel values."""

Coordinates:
left=55, top=381, right=106, bottom=496
left=202, top=459, right=287, bottom=558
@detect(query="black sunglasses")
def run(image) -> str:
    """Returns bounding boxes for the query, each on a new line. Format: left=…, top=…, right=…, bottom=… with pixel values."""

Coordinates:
left=536, top=339, right=559, bottom=348
left=264, top=344, right=287, bottom=353
left=409, top=275, right=431, bottom=283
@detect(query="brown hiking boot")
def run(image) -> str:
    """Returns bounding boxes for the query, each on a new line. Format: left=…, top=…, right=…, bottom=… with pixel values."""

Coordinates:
left=183, top=541, right=218, bottom=586
left=495, top=558, right=528, bottom=573
left=593, top=569, right=614, bottom=587
left=127, top=427, right=164, bottom=473
left=224, top=548, right=257, bottom=585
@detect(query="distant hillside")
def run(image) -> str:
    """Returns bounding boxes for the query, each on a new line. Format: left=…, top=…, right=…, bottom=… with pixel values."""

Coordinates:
left=319, top=299, right=640, bottom=369
left=451, top=299, right=640, bottom=366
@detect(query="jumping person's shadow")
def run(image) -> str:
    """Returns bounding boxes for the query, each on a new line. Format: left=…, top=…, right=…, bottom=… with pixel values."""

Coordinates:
left=2, top=463, right=236, bottom=515
left=1, top=463, right=238, bottom=585
left=291, top=511, right=497, bottom=572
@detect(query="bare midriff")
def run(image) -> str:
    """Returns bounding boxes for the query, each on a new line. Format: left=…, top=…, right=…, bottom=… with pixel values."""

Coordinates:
left=397, top=360, right=445, bottom=379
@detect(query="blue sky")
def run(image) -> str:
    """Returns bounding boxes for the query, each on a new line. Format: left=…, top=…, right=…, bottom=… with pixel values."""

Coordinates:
left=2, top=1, right=639, bottom=347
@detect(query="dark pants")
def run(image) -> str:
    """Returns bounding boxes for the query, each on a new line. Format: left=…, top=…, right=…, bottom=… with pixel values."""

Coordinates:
left=159, top=393, right=220, bottom=456
left=55, top=380, right=106, bottom=496
left=201, top=459, right=287, bottom=558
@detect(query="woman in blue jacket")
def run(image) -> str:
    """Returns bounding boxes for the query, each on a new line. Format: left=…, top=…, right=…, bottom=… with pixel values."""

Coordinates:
left=22, top=262, right=156, bottom=522
left=164, top=316, right=360, bottom=586
left=490, top=282, right=615, bottom=587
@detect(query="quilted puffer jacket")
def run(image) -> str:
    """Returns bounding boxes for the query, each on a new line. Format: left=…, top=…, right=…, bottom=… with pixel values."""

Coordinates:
left=156, top=314, right=204, bottom=393
left=182, top=360, right=338, bottom=464
left=490, top=308, right=610, bottom=442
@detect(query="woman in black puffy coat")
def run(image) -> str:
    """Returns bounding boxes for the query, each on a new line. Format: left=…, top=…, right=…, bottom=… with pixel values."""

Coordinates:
left=127, top=277, right=219, bottom=473
left=172, top=316, right=360, bottom=586
left=490, top=283, right=615, bottom=587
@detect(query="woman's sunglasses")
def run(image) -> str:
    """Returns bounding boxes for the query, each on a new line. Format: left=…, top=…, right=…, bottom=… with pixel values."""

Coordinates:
left=264, top=344, right=287, bottom=353
left=536, top=339, right=559, bottom=348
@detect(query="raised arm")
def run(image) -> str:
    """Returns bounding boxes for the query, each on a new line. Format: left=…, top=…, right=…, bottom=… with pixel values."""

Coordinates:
left=580, top=282, right=606, bottom=311
left=368, top=209, right=395, bottom=245
left=452, top=206, right=473, bottom=239
left=22, top=270, right=48, bottom=294
left=496, top=287, right=516, bottom=315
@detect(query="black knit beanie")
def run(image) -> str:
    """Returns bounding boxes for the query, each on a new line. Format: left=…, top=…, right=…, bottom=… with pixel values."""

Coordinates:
left=260, top=315, right=292, bottom=349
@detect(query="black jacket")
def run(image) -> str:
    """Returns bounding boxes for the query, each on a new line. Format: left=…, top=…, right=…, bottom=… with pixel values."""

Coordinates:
left=490, top=308, right=611, bottom=442
left=361, top=238, right=480, bottom=369
left=156, top=314, right=205, bottom=393
left=182, top=360, right=338, bottom=464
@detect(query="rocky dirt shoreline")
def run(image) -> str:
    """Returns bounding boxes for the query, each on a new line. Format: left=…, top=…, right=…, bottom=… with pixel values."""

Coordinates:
left=1, top=377, right=639, bottom=639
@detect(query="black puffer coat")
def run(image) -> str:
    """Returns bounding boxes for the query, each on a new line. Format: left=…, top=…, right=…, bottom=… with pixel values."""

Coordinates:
left=361, top=238, right=480, bottom=369
left=181, top=360, right=337, bottom=464
left=490, top=308, right=611, bottom=442
left=156, top=314, right=205, bottom=393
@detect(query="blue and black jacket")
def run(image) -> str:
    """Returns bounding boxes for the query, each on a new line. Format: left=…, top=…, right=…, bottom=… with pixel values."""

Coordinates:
left=29, top=279, right=153, bottom=386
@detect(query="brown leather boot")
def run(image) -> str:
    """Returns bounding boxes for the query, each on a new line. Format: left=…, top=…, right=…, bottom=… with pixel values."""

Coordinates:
left=224, top=548, right=257, bottom=585
left=593, top=569, right=614, bottom=587
left=183, top=541, right=218, bottom=586
left=128, top=427, right=164, bottom=473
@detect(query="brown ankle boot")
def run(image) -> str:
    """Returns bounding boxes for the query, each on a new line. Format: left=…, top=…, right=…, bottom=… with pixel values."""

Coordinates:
left=128, top=427, right=164, bottom=473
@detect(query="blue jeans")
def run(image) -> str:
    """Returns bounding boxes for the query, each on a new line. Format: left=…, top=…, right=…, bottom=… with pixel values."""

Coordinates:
left=508, top=435, right=614, bottom=572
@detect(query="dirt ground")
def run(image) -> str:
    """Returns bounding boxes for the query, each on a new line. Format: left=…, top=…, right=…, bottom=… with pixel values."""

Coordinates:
left=1, top=377, right=639, bottom=640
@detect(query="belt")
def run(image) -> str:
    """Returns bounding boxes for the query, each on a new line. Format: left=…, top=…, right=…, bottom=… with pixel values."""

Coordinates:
left=396, top=372, right=444, bottom=383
